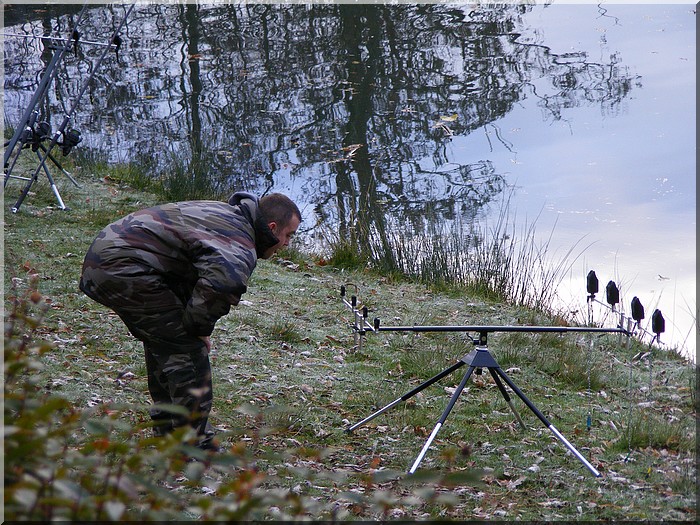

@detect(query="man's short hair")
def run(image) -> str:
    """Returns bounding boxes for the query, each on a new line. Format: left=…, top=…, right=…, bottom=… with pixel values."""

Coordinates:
left=259, top=193, right=302, bottom=227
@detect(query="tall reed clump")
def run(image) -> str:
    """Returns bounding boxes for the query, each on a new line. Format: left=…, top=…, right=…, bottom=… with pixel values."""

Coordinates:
left=467, top=198, right=590, bottom=312
left=322, top=195, right=585, bottom=314
left=77, top=140, right=232, bottom=204
left=156, top=148, right=228, bottom=202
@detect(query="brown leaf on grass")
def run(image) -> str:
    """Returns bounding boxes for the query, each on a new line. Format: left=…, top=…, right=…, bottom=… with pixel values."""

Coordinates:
left=413, top=426, right=428, bottom=436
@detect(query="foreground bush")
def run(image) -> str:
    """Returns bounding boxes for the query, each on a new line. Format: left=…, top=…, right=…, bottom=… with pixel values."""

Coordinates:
left=4, top=269, right=480, bottom=521
left=3, top=270, right=326, bottom=520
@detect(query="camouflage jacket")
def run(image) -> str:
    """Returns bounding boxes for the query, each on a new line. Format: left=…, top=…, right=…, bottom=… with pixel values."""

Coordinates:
left=80, top=192, right=279, bottom=337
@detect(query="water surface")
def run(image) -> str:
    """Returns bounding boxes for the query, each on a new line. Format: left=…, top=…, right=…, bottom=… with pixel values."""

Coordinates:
left=3, top=2, right=695, bottom=358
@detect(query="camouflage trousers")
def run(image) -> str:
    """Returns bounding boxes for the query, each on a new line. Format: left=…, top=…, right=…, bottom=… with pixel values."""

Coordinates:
left=144, top=342, right=215, bottom=447
left=80, top=266, right=218, bottom=449
left=114, top=309, right=217, bottom=451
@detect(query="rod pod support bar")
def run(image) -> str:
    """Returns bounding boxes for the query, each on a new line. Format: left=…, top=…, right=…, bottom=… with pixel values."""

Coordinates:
left=343, top=286, right=631, bottom=476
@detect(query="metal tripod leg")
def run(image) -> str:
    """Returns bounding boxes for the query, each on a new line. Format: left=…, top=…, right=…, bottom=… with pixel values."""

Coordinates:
left=408, top=365, right=475, bottom=474
left=488, top=368, right=526, bottom=430
left=4, top=140, right=25, bottom=186
left=346, top=360, right=465, bottom=433
left=11, top=148, right=68, bottom=213
left=492, top=366, right=601, bottom=477
left=35, top=150, right=67, bottom=210
left=37, top=144, right=80, bottom=187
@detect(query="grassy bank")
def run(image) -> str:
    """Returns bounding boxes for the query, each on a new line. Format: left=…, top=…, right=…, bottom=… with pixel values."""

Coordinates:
left=3, top=159, right=697, bottom=521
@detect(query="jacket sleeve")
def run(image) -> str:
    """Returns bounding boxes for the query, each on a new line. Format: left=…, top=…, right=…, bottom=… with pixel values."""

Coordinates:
left=182, top=243, right=257, bottom=337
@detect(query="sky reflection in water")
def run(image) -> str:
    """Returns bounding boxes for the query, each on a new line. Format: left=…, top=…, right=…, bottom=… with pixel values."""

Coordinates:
left=468, top=4, right=695, bottom=359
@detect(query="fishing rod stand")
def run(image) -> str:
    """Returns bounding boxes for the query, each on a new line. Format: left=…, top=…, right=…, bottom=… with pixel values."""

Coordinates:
left=340, top=286, right=631, bottom=477
left=4, top=112, right=82, bottom=211
left=4, top=3, right=133, bottom=213
left=340, top=285, right=375, bottom=353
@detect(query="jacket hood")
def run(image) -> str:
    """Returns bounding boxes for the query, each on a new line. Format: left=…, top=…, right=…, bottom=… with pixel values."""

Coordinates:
left=228, top=191, right=279, bottom=258
left=228, top=191, right=259, bottom=208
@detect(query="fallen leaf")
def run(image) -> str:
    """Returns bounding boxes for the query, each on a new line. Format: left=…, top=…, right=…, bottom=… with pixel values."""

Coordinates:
left=439, top=113, right=458, bottom=122
left=539, top=499, right=567, bottom=508
left=507, top=476, right=527, bottom=489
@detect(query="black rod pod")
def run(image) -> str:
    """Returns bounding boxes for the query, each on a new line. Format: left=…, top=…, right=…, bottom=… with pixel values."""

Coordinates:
left=340, top=285, right=346, bottom=297
left=587, top=270, right=599, bottom=296
left=605, top=280, right=620, bottom=307
left=651, top=309, right=665, bottom=335
left=631, top=296, right=645, bottom=322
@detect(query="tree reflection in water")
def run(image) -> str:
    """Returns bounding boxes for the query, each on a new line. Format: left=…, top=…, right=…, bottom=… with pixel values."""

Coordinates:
left=4, top=3, right=635, bottom=256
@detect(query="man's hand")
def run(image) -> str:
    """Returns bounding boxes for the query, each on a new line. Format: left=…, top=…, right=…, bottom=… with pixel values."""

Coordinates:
left=200, top=336, right=212, bottom=354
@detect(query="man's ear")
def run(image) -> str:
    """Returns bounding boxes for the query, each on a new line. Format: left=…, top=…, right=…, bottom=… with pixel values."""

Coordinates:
left=267, top=221, right=278, bottom=233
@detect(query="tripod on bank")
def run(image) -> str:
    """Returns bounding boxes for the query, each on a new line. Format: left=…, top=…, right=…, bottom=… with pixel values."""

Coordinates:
left=4, top=110, right=82, bottom=211
left=4, top=3, right=133, bottom=213
left=340, top=287, right=630, bottom=476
